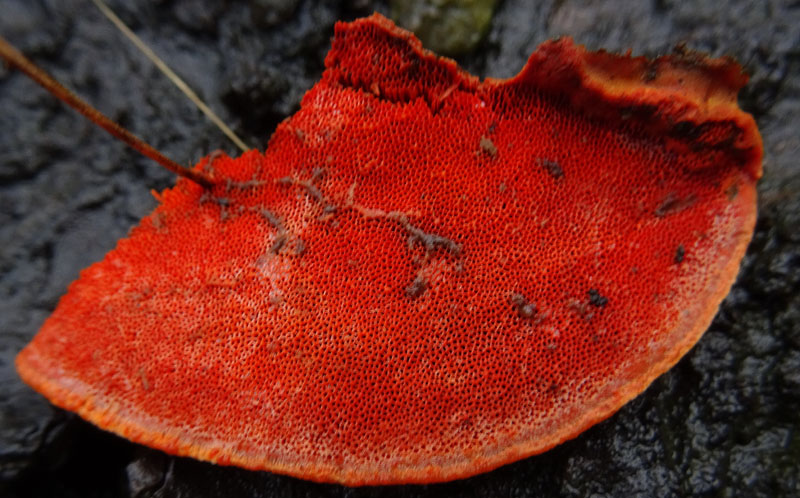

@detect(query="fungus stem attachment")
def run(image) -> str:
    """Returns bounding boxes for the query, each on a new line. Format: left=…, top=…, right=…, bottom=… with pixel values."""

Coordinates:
left=0, top=35, right=215, bottom=189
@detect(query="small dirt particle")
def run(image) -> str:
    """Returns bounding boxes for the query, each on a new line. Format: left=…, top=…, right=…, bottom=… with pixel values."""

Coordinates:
left=294, top=239, right=306, bottom=255
left=537, top=158, right=563, bottom=179
left=480, top=136, right=497, bottom=157
left=655, top=192, right=696, bottom=217
left=406, top=276, right=428, bottom=298
left=725, top=182, right=739, bottom=200
left=675, top=244, right=685, bottom=264
left=511, top=293, right=536, bottom=318
left=588, top=289, right=608, bottom=308
left=269, top=233, right=288, bottom=254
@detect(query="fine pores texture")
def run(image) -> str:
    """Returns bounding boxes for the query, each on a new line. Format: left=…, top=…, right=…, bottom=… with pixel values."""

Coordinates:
left=14, top=14, right=761, bottom=486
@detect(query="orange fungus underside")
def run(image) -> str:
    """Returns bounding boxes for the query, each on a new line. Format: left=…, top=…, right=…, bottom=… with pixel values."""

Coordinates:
left=16, top=14, right=762, bottom=486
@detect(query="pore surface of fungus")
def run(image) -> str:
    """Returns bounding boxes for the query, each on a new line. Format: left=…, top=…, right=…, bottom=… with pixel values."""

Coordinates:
left=16, top=14, right=761, bottom=485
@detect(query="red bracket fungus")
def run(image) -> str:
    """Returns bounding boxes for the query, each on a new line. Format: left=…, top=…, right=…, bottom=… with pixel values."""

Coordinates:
left=15, top=14, right=762, bottom=486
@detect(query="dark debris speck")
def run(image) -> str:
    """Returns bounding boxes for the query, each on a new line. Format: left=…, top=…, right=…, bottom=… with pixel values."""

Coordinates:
left=511, top=293, right=537, bottom=318
left=537, top=158, right=564, bottom=179
left=675, top=244, right=685, bottom=264
left=405, top=275, right=428, bottom=298
left=588, top=289, right=608, bottom=308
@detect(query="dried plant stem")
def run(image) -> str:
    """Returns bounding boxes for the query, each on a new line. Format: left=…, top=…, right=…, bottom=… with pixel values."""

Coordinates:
left=92, top=0, right=250, bottom=153
left=0, top=35, right=215, bottom=188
